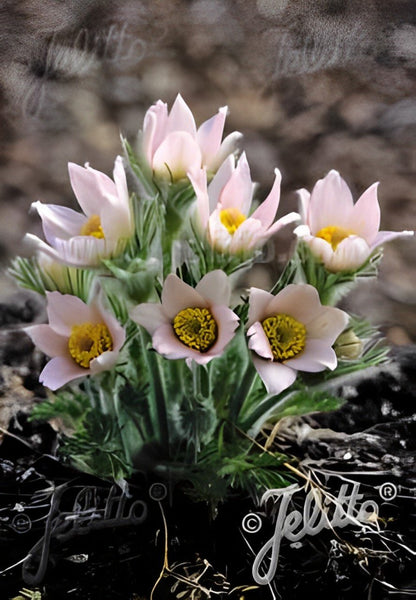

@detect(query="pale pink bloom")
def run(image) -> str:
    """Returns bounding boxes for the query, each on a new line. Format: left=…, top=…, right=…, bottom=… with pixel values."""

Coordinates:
left=130, top=270, right=239, bottom=366
left=25, top=292, right=126, bottom=390
left=247, top=284, right=349, bottom=395
left=189, top=153, right=299, bottom=254
left=26, top=156, right=134, bottom=267
left=295, top=169, right=414, bottom=272
left=142, top=94, right=241, bottom=180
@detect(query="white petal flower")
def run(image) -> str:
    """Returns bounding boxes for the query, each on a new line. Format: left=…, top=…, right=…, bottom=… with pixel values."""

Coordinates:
left=247, top=284, right=349, bottom=395
left=130, top=270, right=239, bottom=366
left=25, top=292, right=126, bottom=390
left=26, top=156, right=134, bottom=267
left=295, top=170, right=414, bottom=272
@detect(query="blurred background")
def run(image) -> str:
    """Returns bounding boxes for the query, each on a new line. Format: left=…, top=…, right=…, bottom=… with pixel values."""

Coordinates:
left=0, top=0, right=415, bottom=343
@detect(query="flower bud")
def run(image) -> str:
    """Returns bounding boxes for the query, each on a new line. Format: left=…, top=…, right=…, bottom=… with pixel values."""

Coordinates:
left=334, top=329, right=363, bottom=360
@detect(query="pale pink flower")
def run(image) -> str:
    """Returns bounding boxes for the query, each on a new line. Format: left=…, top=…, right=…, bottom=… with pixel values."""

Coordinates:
left=130, top=270, right=239, bottom=366
left=247, top=284, right=349, bottom=395
left=26, top=156, right=134, bottom=267
left=142, top=94, right=241, bottom=180
left=25, top=292, right=126, bottom=390
left=295, top=169, right=414, bottom=272
left=189, top=153, right=299, bottom=254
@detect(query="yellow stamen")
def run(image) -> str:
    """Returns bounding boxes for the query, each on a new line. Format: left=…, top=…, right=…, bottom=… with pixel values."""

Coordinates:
left=80, top=215, right=105, bottom=239
left=173, top=307, right=217, bottom=352
left=315, top=225, right=353, bottom=250
left=68, top=322, right=113, bottom=368
left=220, top=207, right=246, bottom=234
left=262, top=314, right=306, bottom=361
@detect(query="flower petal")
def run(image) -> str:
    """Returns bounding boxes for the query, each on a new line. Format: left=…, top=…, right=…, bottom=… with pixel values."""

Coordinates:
left=251, top=355, right=297, bottom=395
left=286, top=339, right=338, bottom=372
left=329, top=236, right=371, bottom=271
left=90, top=350, right=120, bottom=374
left=297, top=188, right=311, bottom=222
left=166, top=93, right=197, bottom=137
left=219, top=152, right=253, bottom=215
left=25, top=324, right=68, bottom=357
left=32, top=202, right=87, bottom=245
left=348, top=182, right=380, bottom=244
left=264, top=284, right=323, bottom=325
left=214, top=130, right=243, bottom=171
left=195, top=270, right=231, bottom=306
left=152, top=131, right=202, bottom=179
left=129, top=303, right=168, bottom=336
left=188, top=168, right=210, bottom=231
left=207, top=154, right=235, bottom=212
left=305, top=306, right=349, bottom=344
left=161, top=274, right=206, bottom=319
left=372, top=229, right=414, bottom=249
left=39, top=356, right=86, bottom=390
left=250, top=168, right=282, bottom=229
left=197, top=106, right=227, bottom=168
left=142, top=100, right=168, bottom=163
left=152, top=323, right=200, bottom=361
left=46, top=291, right=99, bottom=336
left=209, top=304, right=239, bottom=356
left=247, top=321, right=274, bottom=360
left=68, top=162, right=117, bottom=217
left=247, top=288, right=274, bottom=326
left=229, top=217, right=263, bottom=253
left=308, top=170, right=354, bottom=234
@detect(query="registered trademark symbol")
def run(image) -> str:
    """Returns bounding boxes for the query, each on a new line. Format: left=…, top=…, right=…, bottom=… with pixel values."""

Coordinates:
left=242, top=513, right=262, bottom=534
left=379, top=482, right=398, bottom=501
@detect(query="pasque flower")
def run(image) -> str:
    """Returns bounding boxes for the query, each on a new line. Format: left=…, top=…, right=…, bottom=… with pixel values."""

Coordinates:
left=294, top=169, right=414, bottom=272
left=26, top=156, right=134, bottom=267
left=142, top=94, right=241, bottom=180
left=189, top=153, right=299, bottom=254
left=25, top=292, right=126, bottom=390
left=247, top=284, right=349, bottom=395
left=130, top=270, right=239, bottom=366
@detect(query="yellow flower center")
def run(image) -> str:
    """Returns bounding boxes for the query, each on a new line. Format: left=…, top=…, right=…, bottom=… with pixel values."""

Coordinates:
left=173, top=307, right=218, bottom=353
left=80, top=215, right=105, bottom=239
left=220, top=207, right=246, bottom=234
left=262, top=314, right=306, bottom=362
left=315, top=225, right=353, bottom=250
left=68, top=322, right=113, bottom=368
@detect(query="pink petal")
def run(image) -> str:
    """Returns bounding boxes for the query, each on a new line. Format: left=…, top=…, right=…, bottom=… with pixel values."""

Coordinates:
left=142, top=100, right=168, bottom=163
left=348, top=182, right=380, bottom=244
left=329, top=236, right=371, bottom=271
left=207, top=209, right=233, bottom=251
left=32, top=202, right=86, bottom=244
left=265, top=284, right=323, bottom=325
left=166, top=94, right=197, bottom=137
left=39, top=356, right=86, bottom=390
left=97, top=306, right=126, bottom=352
left=297, top=188, right=311, bottom=222
left=25, top=324, right=68, bottom=357
left=286, top=339, right=338, bottom=372
left=129, top=303, right=168, bottom=336
left=188, top=168, right=210, bottom=230
left=213, top=131, right=243, bottom=171
left=46, top=291, right=98, bottom=336
left=219, top=152, right=253, bottom=215
left=195, top=270, right=231, bottom=306
left=259, top=211, right=300, bottom=238
left=305, top=236, right=334, bottom=266
left=250, top=168, right=282, bottom=229
left=251, top=355, right=297, bottom=395
left=306, top=306, right=349, bottom=344
left=68, top=162, right=117, bottom=217
left=372, top=229, right=414, bottom=249
left=208, top=155, right=235, bottom=212
left=161, top=274, right=206, bottom=319
left=48, top=235, right=110, bottom=267
left=209, top=304, right=239, bottom=356
left=197, top=106, right=227, bottom=168
left=229, top=217, right=263, bottom=253
left=110, top=156, right=134, bottom=237
left=247, top=321, right=274, bottom=360
left=152, top=323, right=200, bottom=360
left=308, top=170, right=354, bottom=234
left=90, top=350, right=120, bottom=374
left=152, top=131, right=202, bottom=179
left=247, top=288, right=274, bottom=326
